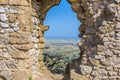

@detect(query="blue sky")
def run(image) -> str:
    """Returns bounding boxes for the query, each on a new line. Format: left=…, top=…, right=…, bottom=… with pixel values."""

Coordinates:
left=43, top=0, right=80, bottom=39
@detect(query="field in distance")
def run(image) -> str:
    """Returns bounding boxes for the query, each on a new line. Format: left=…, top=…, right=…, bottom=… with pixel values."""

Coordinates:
left=43, top=39, right=80, bottom=74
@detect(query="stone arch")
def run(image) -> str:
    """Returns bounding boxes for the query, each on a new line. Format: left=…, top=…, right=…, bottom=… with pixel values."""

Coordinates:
left=0, top=0, right=119, bottom=80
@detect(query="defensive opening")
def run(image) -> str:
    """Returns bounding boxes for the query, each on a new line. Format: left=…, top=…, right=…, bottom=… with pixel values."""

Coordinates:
left=43, top=0, right=81, bottom=74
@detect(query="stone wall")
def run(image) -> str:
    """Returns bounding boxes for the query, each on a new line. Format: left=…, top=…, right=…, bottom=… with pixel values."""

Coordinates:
left=0, top=0, right=120, bottom=80
left=0, top=0, right=60, bottom=80
left=64, top=0, right=120, bottom=80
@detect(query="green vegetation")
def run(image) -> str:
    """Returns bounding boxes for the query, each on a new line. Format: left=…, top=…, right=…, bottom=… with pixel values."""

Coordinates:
left=43, top=39, right=80, bottom=74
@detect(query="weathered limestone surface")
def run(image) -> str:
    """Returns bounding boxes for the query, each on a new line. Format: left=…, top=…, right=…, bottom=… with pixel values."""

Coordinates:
left=0, top=0, right=120, bottom=80
left=0, top=0, right=60, bottom=80
left=63, top=0, right=120, bottom=80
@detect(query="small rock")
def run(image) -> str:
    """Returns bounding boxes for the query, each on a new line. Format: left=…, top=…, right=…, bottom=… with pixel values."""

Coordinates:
left=95, top=55, right=104, bottom=59
left=32, top=17, right=40, bottom=24
left=0, top=6, right=6, bottom=13
left=104, top=50, right=114, bottom=56
left=0, top=13, right=8, bottom=22
left=115, top=22, right=120, bottom=29
left=9, top=8, right=18, bottom=14
left=13, top=27, right=19, bottom=32
left=8, top=14, right=17, bottom=22
left=107, top=3, right=117, bottom=13
left=108, top=71, right=117, bottom=76
left=0, top=22, right=8, bottom=28
left=0, top=29, right=5, bottom=34
left=89, top=58, right=100, bottom=66
left=79, top=65, right=92, bottom=75
left=106, top=66, right=113, bottom=71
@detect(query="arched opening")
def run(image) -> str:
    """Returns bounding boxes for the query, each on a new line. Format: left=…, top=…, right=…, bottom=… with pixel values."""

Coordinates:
left=43, top=0, right=81, bottom=74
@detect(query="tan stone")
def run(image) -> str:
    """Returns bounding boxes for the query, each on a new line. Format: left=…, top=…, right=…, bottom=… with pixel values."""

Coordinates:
left=108, top=71, right=117, bottom=76
left=14, top=43, right=34, bottom=51
left=9, top=0, right=29, bottom=6
left=0, top=67, right=2, bottom=72
left=40, top=25, right=49, bottom=31
left=89, top=58, right=100, bottom=66
left=0, top=0, right=8, bottom=4
left=18, top=59, right=32, bottom=69
left=39, top=30, right=44, bottom=37
left=18, top=6, right=32, bottom=32
left=11, top=50, right=30, bottom=59
left=12, top=70, right=31, bottom=80
left=9, top=32, right=32, bottom=44
left=39, top=37, right=44, bottom=43
left=70, top=69, right=90, bottom=80
left=39, top=43, right=45, bottom=49
left=8, top=14, right=17, bottom=23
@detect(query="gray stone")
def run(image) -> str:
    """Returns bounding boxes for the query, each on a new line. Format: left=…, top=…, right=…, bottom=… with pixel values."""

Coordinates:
left=10, top=22, right=18, bottom=27
left=113, top=50, right=120, bottom=55
left=0, top=70, right=12, bottom=80
left=102, top=21, right=107, bottom=26
left=79, top=65, right=92, bottom=75
left=0, top=13, right=8, bottom=22
left=95, top=55, right=104, bottom=59
left=91, top=69, right=108, bottom=77
left=0, top=29, right=5, bottom=34
left=13, top=27, right=19, bottom=32
left=102, top=37, right=109, bottom=42
left=32, top=17, right=40, bottom=25
left=101, top=58, right=115, bottom=66
left=0, top=6, right=6, bottom=13
left=9, top=8, right=18, bottom=14
left=9, top=23, right=19, bottom=31
left=115, top=22, right=120, bottom=29
left=0, top=61, right=6, bottom=68
left=114, top=0, right=120, bottom=3
left=0, top=22, right=8, bottom=28
left=106, top=66, right=113, bottom=71
left=104, top=50, right=114, bottom=56
left=85, top=27, right=95, bottom=34
left=115, top=33, right=120, bottom=37
left=107, top=3, right=117, bottom=13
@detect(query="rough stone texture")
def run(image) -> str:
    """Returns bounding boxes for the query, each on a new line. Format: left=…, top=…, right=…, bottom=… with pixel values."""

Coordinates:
left=0, top=0, right=60, bottom=80
left=63, top=0, right=120, bottom=80
left=0, top=0, right=120, bottom=80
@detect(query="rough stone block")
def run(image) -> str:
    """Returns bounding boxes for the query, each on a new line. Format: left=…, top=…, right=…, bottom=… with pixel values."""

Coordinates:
left=9, top=32, right=32, bottom=44
left=0, top=13, right=8, bottom=22
left=79, top=65, right=92, bottom=75
left=8, top=14, right=17, bottom=23
left=12, top=70, right=31, bottom=80
left=0, top=0, right=8, bottom=5
left=39, top=30, right=44, bottom=37
left=89, top=58, right=100, bottom=66
left=108, top=71, right=117, bottom=76
left=40, top=25, right=49, bottom=31
left=14, top=43, right=34, bottom=51
left=9, top=0, right=29, bottom=6
left=0, top=22, right=9, bottom=28
left=18, top=13, right=32, bottom=31
left=18, top=59, right=32, bottom=69
left=11, top=50, right=30, bottom=59
left=0, top=6, right=6, bottom=13
left=39, top=37, right=44, bottom=43
left=39, top=43, right=45, bottom=49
